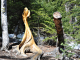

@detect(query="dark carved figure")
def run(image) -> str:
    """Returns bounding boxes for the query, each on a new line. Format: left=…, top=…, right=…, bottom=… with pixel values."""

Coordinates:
left=53, top=12, right=64, bottom=53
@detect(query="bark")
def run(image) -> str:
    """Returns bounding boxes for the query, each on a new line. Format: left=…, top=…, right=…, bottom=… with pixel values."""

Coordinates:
left=1, top=0, right=9, bottom=51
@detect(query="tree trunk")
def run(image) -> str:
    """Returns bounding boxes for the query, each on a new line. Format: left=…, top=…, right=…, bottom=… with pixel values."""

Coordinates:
left=1, top=0, right=9, bottom=51
left=65, top=2, right=70, bottom=13
left=13, top=25, right=18, bottom=39
left=37, top=17, right=40, bottom=45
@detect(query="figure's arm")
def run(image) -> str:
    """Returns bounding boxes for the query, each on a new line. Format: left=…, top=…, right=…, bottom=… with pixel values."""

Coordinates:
left=19, top=29, right=27, bottom=48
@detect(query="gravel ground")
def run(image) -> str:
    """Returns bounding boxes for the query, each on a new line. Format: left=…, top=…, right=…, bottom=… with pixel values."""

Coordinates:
left=0, top=40, right=80, bottom=60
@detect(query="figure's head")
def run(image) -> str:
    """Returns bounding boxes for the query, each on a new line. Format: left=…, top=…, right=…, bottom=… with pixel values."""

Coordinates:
left=22, top=7, right=31, bottom=23
left=53, top=12, right=62, bottom=19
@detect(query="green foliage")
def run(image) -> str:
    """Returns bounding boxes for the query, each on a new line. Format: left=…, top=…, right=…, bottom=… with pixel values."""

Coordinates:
left=60, top=39, right=75, bottom=58
left=0, top=0, right=80, bottom=44
left=43, top=36, right=57, bottom=42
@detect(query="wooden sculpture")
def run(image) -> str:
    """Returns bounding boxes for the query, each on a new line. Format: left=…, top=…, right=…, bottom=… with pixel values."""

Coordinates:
left=16, top=7, right=43, bottom=60
left=53, top=12, right=64, bottom=53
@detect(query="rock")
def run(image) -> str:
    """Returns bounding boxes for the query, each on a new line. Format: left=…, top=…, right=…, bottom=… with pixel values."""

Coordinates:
left=73, top=54, right=78, bottom=58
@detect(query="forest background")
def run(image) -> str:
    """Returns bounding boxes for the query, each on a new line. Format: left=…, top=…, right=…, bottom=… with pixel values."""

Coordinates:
left=0, top=0, right=80, bottom=45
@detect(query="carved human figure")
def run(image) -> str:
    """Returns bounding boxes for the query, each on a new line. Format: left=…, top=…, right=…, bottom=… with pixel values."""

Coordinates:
left=17, top=7, right=43, bottom=60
